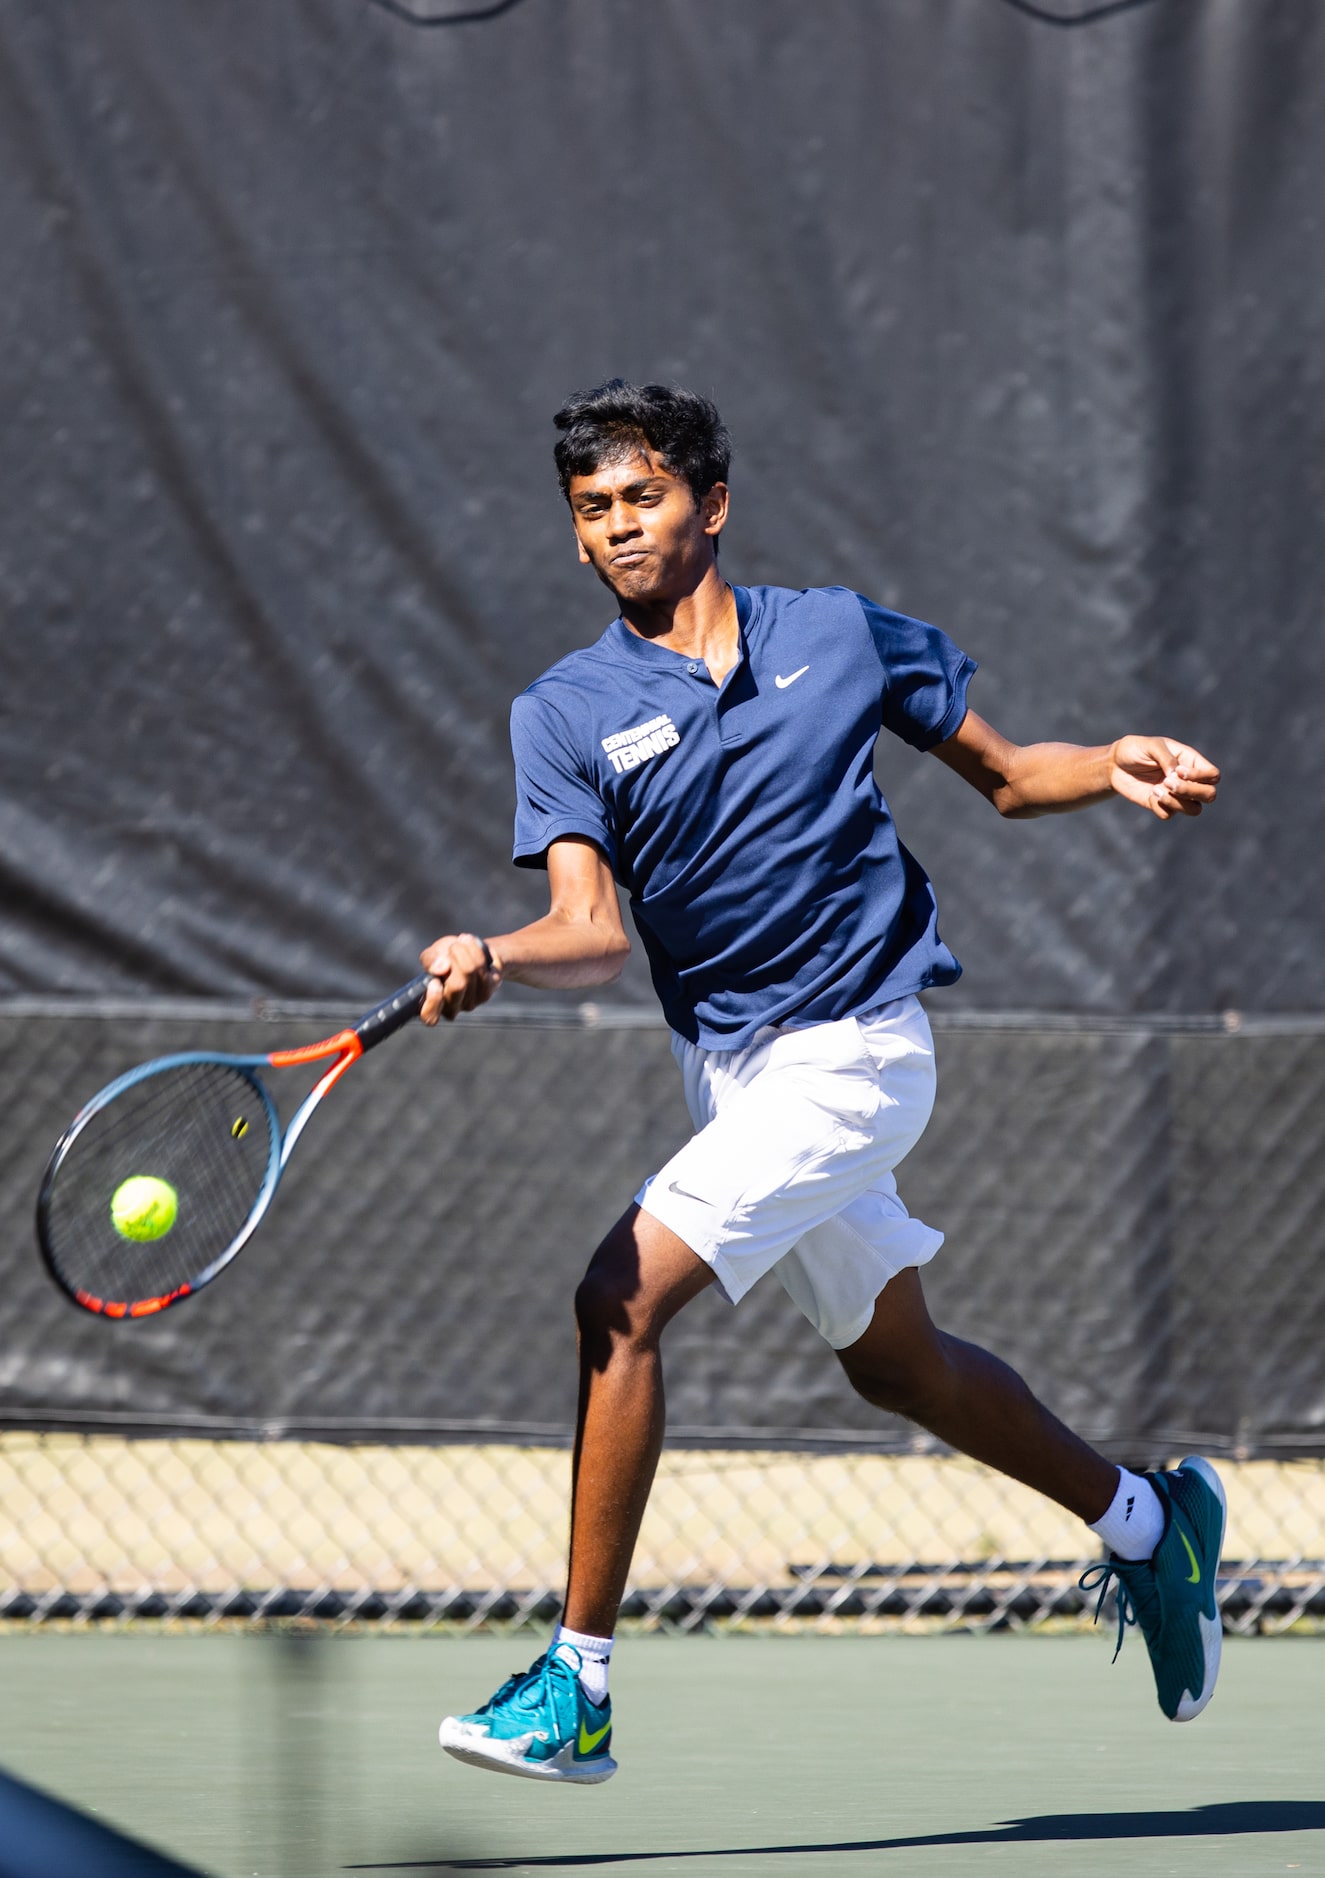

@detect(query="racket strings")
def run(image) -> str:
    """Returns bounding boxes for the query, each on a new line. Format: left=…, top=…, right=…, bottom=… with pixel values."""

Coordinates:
left=40, top=1062, right=275, bottom=1308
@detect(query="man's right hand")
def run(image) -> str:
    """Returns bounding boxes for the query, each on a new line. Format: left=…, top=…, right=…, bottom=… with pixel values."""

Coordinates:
left=418, top=933, right=501, bottom=1025
left=416, top=840, right=629, bottom=1015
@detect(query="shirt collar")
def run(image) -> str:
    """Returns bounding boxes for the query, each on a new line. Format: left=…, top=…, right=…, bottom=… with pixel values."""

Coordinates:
left=605, top=585, right=755, bottom=667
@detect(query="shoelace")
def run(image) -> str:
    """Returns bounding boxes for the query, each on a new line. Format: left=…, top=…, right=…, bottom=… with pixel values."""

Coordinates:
left=477, top=1653, right=549, bottom=1716
left=478, top=1651, right=582, bottom=1736
left=1078, top=1562, right=1137, bottom=1662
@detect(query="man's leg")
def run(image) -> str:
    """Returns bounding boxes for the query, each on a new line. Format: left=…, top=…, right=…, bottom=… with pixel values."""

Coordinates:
left=836, top=1267, right=1227, bottom=1723
left=563, top=1205, right=715, bottom=1635
left=834, top=1266, right=1117, bottom=1520
left=439, top=1205, right=711, bottom=1783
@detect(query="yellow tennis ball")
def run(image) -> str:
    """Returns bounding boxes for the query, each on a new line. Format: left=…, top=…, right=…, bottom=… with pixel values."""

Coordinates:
left=110, top=1175, right=178, bottom=1242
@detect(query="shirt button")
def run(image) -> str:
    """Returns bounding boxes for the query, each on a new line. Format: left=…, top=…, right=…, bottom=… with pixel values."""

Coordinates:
left=687, top=662, right=699, bottom=675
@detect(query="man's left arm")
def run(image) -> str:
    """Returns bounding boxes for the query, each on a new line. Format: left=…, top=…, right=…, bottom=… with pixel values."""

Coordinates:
left=932, top=709, right=1220, bottom=820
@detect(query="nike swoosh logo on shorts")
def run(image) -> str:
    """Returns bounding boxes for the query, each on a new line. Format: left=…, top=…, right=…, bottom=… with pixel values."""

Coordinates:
left=577, top=1717, right=611, bottom=1756
left=775, top=665, right=810, bottom=689
left=667, top=1178, right=709, bottom=1204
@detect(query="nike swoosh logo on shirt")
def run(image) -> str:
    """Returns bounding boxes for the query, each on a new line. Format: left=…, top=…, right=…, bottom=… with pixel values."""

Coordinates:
left=775, top=665, right=810, bottom=689
left=667, top=1178, right=709, bottom=1204
left=577, top=1717, right=612, bottom=1756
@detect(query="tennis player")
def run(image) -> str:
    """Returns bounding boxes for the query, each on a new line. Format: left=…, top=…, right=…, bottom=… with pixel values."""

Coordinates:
left=425, top=381, right=1224, bottom=1784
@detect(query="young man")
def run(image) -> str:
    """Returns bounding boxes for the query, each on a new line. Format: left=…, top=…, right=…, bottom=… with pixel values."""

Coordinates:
left=422, top=381, right=1224, bottom=1785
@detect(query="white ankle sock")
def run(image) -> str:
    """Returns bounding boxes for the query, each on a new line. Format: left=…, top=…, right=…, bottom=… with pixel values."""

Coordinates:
left=552, top=1624, right=613, bottom=1705
left=1090, top=1467, right=1165, bottom=1561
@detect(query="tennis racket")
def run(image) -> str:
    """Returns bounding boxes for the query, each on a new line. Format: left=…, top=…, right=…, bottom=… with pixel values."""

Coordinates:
left=36, top=973, right=436, bottom=1319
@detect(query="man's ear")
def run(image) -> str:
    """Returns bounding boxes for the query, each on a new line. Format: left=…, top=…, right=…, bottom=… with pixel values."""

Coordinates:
left=701, top=482, right=730, bottom=538
left=575, top=531, right=592, bottom=565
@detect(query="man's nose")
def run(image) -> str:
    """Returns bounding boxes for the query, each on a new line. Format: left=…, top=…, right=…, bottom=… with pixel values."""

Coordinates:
left=607, top=502, right=641, bottom=540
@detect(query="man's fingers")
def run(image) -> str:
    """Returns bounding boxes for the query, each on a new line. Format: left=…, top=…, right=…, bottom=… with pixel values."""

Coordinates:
left=1112, top=768, right=1160, bottom=811
left=419, top=967, right=451, bottom=1026
left=1160, top=761, right=1218, bottom=810
left=1122, top=737, right=1220, bottom=780
left=1149, top=779, right=1209, bottom=819
left=419, top=939, right=461, bottom=1025
left=441, top=976, right=483, bottom=1020
left=1116, top=736, right=1219, bottom=822
left=438, top=959, right=469, bottom=1021
left=420, top=933, right=494, bottom=1023
left=1151, top=745, right=1220, bottom=789
left=1170, top=746, right=1220, bottom=782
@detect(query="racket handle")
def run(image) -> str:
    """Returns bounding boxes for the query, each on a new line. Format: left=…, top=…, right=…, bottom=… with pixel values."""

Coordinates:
left=352, top=973, right=435, bottom=1051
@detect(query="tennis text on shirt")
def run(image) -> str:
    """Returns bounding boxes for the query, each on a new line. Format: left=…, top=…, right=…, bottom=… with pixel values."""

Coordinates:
left=509, top=584, right=976, bottom=1051
left=602, top=714, right=681, bottom=773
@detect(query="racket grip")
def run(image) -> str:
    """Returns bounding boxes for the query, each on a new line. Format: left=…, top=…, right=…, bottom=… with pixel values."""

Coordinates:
left=353, top=973, right=435, bottom=1051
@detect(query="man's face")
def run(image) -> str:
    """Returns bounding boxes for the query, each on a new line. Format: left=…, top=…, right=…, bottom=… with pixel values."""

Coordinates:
left=567, top=450, right=728, bottom=606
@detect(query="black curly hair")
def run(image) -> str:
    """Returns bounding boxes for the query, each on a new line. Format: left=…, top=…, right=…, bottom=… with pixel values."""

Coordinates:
left=553, top=379, right=731, bottom=505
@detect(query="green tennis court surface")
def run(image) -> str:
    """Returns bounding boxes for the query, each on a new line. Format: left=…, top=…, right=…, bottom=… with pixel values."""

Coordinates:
left=1, top=1633, right=1321, bottom=1875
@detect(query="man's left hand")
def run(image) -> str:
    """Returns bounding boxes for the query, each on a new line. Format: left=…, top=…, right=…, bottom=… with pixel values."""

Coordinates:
left=1110, top=737, right=1220, bottom=820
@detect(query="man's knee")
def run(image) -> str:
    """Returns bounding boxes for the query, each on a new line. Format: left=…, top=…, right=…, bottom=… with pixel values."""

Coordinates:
left=838, top=1333, right=955, bottom=1421
left=573, top=1212, right=669, bottom=1349
left=575, top=1207, right=714, bottom=1357
left=574, top=1253, right=637, bottom=1343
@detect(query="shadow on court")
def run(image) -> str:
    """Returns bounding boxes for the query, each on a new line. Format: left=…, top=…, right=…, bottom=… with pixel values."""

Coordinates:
left=0, top=1766, right=209, bottom=1878
left=349, top=1800, right=1325, bottom=1869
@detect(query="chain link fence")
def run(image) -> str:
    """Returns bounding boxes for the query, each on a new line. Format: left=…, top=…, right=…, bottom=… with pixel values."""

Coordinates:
left=6, top=1007, right=1325, bottom=1459
left=4, top=1007, right=1324, bottom=1635
left=2, top=1433, right=1323, bottom=1635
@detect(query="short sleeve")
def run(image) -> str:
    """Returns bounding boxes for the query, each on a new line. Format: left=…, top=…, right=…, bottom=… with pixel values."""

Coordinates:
left=857, top=594, right=976, bottom=752
left=510, top=691, right=618, bottom=872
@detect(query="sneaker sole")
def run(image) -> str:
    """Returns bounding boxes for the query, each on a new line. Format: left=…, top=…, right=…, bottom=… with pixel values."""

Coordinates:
left=439, top=1722, right=617, bottom=1785
left=1171, top=1455, right=1227, bottom=1724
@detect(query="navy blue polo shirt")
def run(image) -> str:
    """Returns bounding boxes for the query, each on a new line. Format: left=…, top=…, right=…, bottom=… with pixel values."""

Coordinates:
left=510, top=584, right=975, bottom=1049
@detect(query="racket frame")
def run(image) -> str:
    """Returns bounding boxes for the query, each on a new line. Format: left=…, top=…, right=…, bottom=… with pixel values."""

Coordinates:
left=37, top=974, right=434, bottom=1318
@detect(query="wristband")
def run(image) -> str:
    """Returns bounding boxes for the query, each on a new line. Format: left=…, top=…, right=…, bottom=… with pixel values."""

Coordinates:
left=463, top=934, right=499, bottom=978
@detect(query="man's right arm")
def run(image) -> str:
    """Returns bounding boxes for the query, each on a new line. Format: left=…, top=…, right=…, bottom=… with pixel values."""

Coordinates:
left=418, top=836, right=630, bottom=1025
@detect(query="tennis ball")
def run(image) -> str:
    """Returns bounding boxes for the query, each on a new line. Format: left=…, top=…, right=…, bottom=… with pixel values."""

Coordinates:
left=110, top=1175, right=178, bottom=1242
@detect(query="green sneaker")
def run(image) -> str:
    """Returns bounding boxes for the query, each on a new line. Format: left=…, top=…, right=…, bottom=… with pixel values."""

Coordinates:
left=438, top=1648, right=617, bottom=1784
left=1080, top=1456, right=1227, bottom=1723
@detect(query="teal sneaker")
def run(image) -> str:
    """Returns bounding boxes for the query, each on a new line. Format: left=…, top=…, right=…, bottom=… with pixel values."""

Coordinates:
left=438, top=1648, right=617, bottom=1784
left=1080, top=1456, right=1227, bottom=1723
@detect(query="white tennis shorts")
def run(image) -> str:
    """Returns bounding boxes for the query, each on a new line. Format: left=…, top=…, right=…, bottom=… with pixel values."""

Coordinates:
left=636, top=996, right=943, bottom=1351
